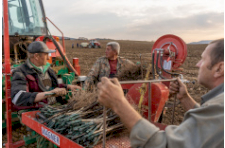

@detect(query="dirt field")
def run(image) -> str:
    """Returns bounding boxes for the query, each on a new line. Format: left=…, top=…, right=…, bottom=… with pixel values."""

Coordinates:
left=3, top=39, right=208, bottom=147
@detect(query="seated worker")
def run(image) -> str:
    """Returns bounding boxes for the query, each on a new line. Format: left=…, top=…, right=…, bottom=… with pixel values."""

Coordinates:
left=84, top=42, right=135, bottom=90
left=11, top=41, right=80, bottom=109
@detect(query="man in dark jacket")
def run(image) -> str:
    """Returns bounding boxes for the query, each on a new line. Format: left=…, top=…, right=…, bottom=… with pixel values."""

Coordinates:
left=11, top=41, right=80, bottom=109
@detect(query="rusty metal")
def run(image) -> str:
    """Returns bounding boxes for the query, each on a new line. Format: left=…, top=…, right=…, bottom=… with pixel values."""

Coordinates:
left=14, top=41, right=31, bottom=64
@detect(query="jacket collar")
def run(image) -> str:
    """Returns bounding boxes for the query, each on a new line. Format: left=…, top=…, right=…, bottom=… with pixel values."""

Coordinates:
left=23, top=59, right=42, bottom=75
left=24, top=59, right=55, bottom=92
left=103, top=56, right=123, bottom=75
left=201, top=83, right=224, bottom=105
left=25, top=59, right=51, bottom=74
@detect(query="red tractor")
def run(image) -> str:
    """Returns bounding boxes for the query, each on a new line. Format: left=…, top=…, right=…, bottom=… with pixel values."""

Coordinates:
left=88, top=39, right=101, bottom=48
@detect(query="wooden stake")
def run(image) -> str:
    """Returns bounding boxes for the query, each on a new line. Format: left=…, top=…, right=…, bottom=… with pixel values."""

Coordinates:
left=103, top=106, right=106, bottom=148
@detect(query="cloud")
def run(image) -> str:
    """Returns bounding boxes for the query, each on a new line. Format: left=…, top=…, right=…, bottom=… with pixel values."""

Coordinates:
left=44, top=0, right=224, bottom=42
left=124, top=12, right=224, bottom=42
left=129, top=12, right=223, bottom=30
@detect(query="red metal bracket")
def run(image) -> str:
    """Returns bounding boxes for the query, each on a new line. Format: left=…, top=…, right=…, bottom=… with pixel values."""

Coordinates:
left=45, top=17, right=65, bottom=51
left=126, top=82, right=169, bottom=123
left=22, top=111, right=83, bottom=148
left=5, top=140, right=25, bottom=148
left=121, top=84, right=134, bottom=90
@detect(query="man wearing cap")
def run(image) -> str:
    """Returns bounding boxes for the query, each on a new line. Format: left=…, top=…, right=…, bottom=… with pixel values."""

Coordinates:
left=11, top=41, right=80, bottom=108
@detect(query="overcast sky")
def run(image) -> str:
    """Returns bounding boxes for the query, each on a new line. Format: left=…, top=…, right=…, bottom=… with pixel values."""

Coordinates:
left=43, top=0, right=224, bottom=43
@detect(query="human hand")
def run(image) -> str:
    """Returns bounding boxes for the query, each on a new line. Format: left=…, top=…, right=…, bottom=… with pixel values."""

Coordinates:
left=169, top=78, right=189, bottom=100
left=97, top=77, right=125, bottom=110
left=50, top=88, right=67, bottom=97
left=67, top=84, right=82, bottom=91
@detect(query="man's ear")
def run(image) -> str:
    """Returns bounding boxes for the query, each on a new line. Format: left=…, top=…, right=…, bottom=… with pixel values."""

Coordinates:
left=34, top=53, right=39, bottom=60
left=114, top=51, right=118, bottom=56
left=214, top=62, right=224, bottom=78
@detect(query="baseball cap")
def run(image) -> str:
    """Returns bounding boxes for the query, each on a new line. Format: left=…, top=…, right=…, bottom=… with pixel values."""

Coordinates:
left=27, top=41, right=56, bottom=53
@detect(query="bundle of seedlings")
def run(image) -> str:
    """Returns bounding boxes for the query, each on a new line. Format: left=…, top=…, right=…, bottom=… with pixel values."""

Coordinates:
left=118, top=64, right=152, bottom=81
left=37, top=90, right=126, bottom=147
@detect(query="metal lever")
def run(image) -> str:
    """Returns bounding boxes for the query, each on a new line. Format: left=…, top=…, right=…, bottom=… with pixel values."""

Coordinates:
left=179, top=74, right=190, bottom=84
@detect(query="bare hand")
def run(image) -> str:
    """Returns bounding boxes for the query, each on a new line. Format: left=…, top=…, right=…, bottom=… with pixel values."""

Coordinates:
left=50, top=88, right=67, bottom=97
left=67, top=84, right=82, bottom=91
left=97, top=77, right=125, bottom=109
left=169, top=78, right=189, bottom=100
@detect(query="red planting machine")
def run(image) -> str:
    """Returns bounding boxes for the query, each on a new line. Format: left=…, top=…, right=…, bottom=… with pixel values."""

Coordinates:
left=21, top=34, right=187, bottom=148
left=3, top=0, right=187, bottom=147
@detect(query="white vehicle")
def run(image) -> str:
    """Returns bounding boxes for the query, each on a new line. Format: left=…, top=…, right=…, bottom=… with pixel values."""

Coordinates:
left=80, top=42, right=89, bottom=48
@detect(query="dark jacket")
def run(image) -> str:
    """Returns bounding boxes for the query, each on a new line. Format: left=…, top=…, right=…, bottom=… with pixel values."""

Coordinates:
left=11, top=60, right=67, bottom=110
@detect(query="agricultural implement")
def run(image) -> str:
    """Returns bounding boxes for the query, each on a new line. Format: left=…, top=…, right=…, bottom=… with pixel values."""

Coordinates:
left=2, top=0, right=81, bottom=147
left=3, top=0, right=187, bottom=148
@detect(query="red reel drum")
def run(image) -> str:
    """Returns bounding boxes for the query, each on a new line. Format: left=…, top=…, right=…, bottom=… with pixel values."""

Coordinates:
left=152, top=34, right=187, bottom=70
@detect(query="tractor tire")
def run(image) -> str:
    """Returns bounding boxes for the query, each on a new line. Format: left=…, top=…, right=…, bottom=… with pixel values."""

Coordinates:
left=94, top=45, right=98, bottom=48
left=88, top=45, right=92, bottom=48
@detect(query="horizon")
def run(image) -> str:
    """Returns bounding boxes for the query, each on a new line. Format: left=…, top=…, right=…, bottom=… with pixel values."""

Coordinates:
left=58, top=36, right=214, bottom=44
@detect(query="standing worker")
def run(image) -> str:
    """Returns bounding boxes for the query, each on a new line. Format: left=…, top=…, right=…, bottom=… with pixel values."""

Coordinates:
left=97, top=39, right=224, bottom=148
left=72, top=43, right=74, bottom=48
left=84, top=42, right=135, bottom=90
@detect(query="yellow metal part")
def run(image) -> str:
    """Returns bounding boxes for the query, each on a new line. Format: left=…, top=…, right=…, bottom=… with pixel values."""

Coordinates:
left=138, top=64, right=152, bottom=113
